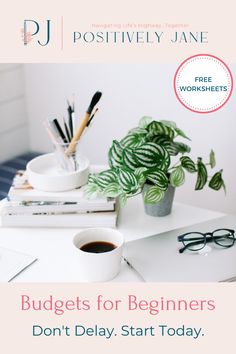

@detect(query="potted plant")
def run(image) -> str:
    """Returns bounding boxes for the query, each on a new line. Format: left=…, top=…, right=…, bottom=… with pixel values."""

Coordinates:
left=85, top=117, right=225, bottom=216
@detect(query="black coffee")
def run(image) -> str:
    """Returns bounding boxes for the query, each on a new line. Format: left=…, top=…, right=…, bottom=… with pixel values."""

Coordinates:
left=80, top=241, right=117, bottom=253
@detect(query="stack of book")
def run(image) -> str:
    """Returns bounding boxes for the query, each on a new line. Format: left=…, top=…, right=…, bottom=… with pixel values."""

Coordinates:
left=0, top=171, right=118, bottom=228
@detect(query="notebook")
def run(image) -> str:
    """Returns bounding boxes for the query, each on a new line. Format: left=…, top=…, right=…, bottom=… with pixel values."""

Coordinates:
left=0, top=247, right=37, bottom=282
left=124, top=215, right=236, bottom=282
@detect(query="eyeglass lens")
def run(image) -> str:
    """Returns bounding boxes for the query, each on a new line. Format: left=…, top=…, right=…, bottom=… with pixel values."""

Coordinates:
left=212, top=229, right=235, bottom=247
left=182, top=233, right=206, bottom=251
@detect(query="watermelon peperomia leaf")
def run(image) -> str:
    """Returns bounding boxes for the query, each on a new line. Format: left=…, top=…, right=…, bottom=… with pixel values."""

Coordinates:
left=134, top=142, right=170, bottom=170
left=173, top=141, right=191, bottom=154
left=180, top=156, right=196, bottom=173
left=108, top=140, right=123, bottom=168
left=120, top=133, right=145, bottom=149
left=122, top=148, right=139, bottom=171
left=145, top=169, right=169, bottom=191
left=95, top=169, right=117, bottom=188
left=195, top=158, right=208, bottom=190
left=170, top=166, right=185, bottom=187
left=139, top=116, right=153, bottom=129
left=134, top=167, right=147, bottom=186
left=209, top=170, right=225, bottom=191
left=103, top=183, right=122, bottom=198
left=144, top=186, right=165, bottom=204
left=209, top=149, right=216, bottom=169
left=84, top=183, right=101, bottom=199
left=152, top=135, right=179, bottom=156
left=174, top=127, right=191, bottom=141
left=117, top=167, right=139, bottom=195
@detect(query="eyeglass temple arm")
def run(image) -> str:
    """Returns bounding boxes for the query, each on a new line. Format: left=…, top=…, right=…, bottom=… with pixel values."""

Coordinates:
left=178, top=236, right=202, bottom=241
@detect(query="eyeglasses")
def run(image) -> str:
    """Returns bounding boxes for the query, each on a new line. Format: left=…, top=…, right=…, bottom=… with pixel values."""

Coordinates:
left=178, top=229, right=235, bottom=253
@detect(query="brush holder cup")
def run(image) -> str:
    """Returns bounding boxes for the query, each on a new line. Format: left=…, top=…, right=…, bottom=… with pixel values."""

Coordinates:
left=53, top=141, right=79, bottom=172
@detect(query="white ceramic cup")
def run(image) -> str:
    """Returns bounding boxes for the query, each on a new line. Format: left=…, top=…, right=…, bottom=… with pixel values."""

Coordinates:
left=73, top=228, right=124, bottom=282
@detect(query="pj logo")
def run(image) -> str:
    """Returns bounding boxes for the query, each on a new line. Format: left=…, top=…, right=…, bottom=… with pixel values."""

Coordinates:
left=21, top=19, right=51, bottom=46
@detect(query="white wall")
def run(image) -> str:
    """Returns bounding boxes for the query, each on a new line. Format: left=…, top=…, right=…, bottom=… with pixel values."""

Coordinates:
left=0, top=64, right=29, bottom=162
left=23, top=64, right=236, bottom=214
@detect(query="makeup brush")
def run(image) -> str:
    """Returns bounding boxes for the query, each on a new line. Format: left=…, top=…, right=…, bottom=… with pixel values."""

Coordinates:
left=63, top=116, right=72, bottom=142
left=86, top=107, right=99, bottom=128
left=44, top=121, right=73, bottom=171
left=52, top=118, right=68, bottom=144
left=78, top=108, right=99, bottom=142
left=71, top=94, right=76, bottom=134
left=66, top=91, right=102, bottom=155
left=67, top=99, right=74, bottom=138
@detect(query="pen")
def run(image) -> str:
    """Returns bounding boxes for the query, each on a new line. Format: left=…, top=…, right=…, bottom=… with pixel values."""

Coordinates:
left=123, top=257, right=146, bottom=282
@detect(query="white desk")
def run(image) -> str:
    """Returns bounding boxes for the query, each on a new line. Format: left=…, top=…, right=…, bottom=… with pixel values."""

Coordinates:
left=0, top=195, right=224, bottom=282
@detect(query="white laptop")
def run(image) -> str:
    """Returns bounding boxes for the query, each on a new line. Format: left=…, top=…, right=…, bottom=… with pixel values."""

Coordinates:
left=124, top=215, right=236, bottom=282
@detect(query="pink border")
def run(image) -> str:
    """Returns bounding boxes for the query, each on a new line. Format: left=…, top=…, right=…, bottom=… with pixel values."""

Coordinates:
left=173, top=54, right=234, bottom=114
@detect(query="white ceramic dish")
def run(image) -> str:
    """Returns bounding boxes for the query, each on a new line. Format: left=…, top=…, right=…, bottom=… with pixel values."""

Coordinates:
left=27, top=153, right=90, bottom=192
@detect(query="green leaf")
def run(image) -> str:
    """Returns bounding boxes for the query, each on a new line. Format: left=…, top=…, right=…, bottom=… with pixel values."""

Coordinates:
left=134, top=167, right=147, bottom=186
left=209, top=149, right=216, bottom=168
left=95, top=169, right=117, bottom=188
left=118, top=167, right=139, bottom=194
left=209, top=170, right=225, bottom=191
left=103, top=182, right=122, bottom=198
left=145, top=169, right=168, bottom=191
left=180, top=156, right=196, bottom=173
left=144, top=186, right=165, bottom=204
left=160, top=120, right=177, bottom=129
left=118, top=192, right=128, bottom=208
left=173, top=141, right=191, bottom=154
left=174, top=127, right=191, bottom=141
left=195, top=158, right=208, bottom=190
left=134, top=142, right=170, bottom=170
left=108, top=140, right=124, bottom=168
left=128, top=127, right=148, bottom=135
left=120, top=133, right=145, bottom=149
left=88, top=173, right=97, bottom=184
left=139, top=116, right=153, bottom=129
left=160, top=120, right=191, bottom=140
left=83, top=183, right=101, bottom=199
left=152, top=135, right=179, bottom=156
left=122, top=148, right=139, bottom=171
left=147, top=121, right=175, bottom=140
left=170, top=166, right=185, bottom=187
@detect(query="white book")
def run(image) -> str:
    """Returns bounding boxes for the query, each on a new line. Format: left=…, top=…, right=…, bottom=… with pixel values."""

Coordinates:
left=0, top=247, right=37, bottom=282
left=8, top=184, right=114, bottom=205
left=1, top=209, right=118, bottom=228
left=3, top=199, right=115, bottom=214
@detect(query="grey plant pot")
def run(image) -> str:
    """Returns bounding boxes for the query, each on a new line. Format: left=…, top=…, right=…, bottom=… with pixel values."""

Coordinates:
left=142, top=184, right=176, bottom=217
